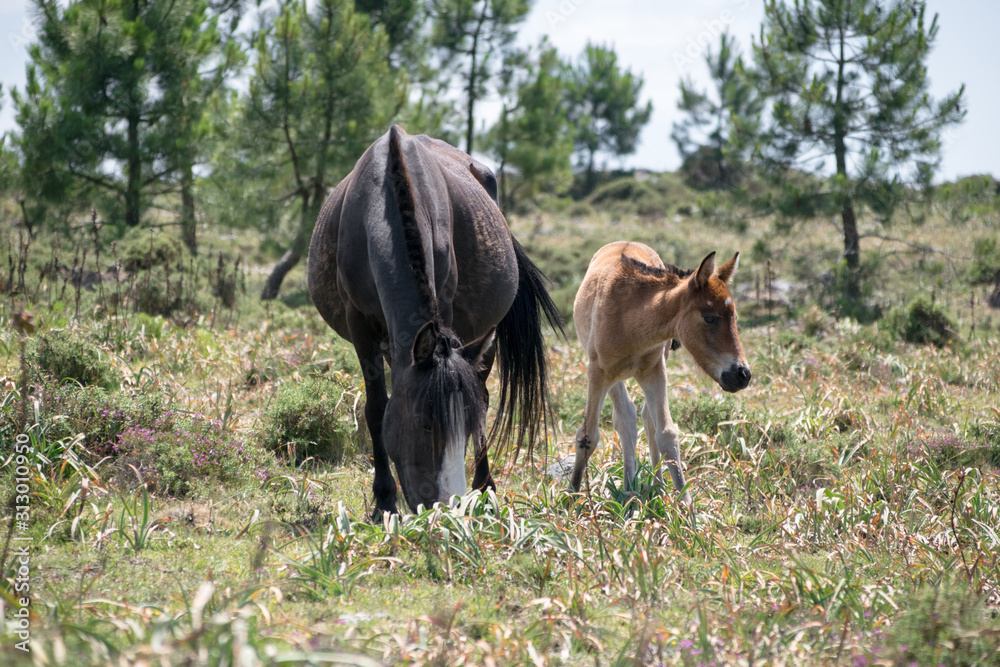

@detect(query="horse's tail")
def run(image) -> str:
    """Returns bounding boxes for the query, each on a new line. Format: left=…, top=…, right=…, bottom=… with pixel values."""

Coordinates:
left=491, top=236, right=566, bottom=458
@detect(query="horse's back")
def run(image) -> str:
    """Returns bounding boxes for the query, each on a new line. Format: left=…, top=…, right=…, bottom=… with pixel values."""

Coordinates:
left=308, top=126, right=516, bottom=346
left=574, top=241, right=669, bottom=373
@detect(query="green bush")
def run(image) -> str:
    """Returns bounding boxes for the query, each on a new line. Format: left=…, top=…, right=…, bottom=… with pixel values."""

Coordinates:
left=587, top=177, right=665, bottom=215
left=886, top=296, right=958, bottom=347
left=259, top=375, right=365, bottom=464
left=673, top=394, right=737, bottom=436
left=32, top=329, right=120, bottom=389
left=967, top=236, right=1000, bottom=285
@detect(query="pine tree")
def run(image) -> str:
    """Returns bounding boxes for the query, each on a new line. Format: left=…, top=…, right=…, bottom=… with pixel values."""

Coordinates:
left=486, top=41, right=572, bottom=210
left=671, top=33, right=761, bottom=189
left=238, top=0, right=403, bottom=300
left=430, top=0, right=531, bottom=155
left=754, top=0, right=964, bottom=299
left=12, top=0, right=231, bottom=233
left=565, top=43, right=652, bottom=195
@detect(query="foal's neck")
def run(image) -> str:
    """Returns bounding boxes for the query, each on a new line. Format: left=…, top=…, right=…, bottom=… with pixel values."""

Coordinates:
left=643, top=279, right=688, bottom=343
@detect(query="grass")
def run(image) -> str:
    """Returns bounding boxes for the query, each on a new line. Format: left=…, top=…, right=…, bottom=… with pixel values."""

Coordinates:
left=0, top=187, right=998, bottom=665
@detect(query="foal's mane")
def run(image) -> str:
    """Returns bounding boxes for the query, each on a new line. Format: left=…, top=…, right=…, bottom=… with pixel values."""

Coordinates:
left=620, top=254, right=693, bottom=282
left=388, top=125, right=440, bottom=320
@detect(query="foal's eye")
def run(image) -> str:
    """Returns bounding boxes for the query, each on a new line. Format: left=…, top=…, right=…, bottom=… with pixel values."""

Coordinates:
left=703, top=314, right=719, bottom=325
left=415, top=416, right=433, bottom=432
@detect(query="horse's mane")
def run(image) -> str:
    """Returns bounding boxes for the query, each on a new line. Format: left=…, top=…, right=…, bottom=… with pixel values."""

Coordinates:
left=388, top=125, right=440, bottom=320
left=620, top=254, right=693, bottom=281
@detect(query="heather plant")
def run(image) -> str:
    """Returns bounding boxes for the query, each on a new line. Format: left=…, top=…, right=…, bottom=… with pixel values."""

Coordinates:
left=113, top=414, right=271, bottom=496
left=31, top=328, right=120, bottom=389
left=259, top=374, right=365, bottom=464
left=38, top=384, right=164, bottom=461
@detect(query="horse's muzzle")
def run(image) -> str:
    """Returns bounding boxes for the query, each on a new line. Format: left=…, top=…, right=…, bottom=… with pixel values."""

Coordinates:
left=720, top=364, right=752, bottom=392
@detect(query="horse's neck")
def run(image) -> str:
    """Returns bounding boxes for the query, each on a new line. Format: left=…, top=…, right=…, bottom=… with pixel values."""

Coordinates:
left=640, top=280, right=687, bottom=342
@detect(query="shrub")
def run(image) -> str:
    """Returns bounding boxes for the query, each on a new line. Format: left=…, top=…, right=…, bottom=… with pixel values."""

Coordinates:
left=967, top=236, right=1000, bottom=285
left=32, top=329, right=120, bottom=389
left=40, top=385, right=164, bottom=461
left=673, top=394, right=737, bottom=436
left=113, top=415, right=271, bottom=496
left=587, top=177, right=665, bottom=215
left=886, top=296, right=958, bottom=347
left=880, top=581, right=1000, bottom=666
left=259, top=374, right=364, bottom=464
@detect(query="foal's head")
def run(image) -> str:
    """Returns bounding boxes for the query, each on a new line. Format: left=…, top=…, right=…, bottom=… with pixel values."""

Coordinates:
left=382, top=320, right=494, bottom=511
left=675, top=252, right=752, bottom=393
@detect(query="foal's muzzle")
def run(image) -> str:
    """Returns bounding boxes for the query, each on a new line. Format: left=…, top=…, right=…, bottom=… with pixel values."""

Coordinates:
left=720, top=364, right=752, bottom=392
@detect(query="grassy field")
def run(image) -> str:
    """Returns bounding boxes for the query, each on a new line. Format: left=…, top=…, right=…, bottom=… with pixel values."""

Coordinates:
left=1, top=180, right=999, bottom=665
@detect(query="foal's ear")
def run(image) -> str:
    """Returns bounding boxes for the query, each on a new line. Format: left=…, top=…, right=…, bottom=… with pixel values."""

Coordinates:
left=716, top=252, right=740, bottom=284
left=694, top=252, right=716, bottom=289
left=412, top=320, right=439, bottom=367
left=459, top=327, right=496, bottom=369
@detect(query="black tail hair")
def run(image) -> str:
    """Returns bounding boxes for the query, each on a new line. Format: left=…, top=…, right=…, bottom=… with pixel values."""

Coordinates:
left=491, top=235, right=566, bottom=458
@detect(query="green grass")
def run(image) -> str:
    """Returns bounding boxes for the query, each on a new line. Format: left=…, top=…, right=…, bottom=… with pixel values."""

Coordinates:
left=0, top=188, right=998, bottom=665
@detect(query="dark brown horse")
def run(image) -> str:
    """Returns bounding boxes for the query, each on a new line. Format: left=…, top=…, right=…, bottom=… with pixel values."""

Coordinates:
left=308, top=126, right=560, bottom=518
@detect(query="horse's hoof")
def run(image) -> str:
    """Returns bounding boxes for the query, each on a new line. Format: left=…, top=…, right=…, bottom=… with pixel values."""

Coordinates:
left=371, top=507, right=398, bottom=524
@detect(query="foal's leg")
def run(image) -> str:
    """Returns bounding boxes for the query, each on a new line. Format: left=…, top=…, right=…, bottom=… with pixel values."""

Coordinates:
left=349, top=317, right=397, bottom=521
left=608, top=381, right=639, bottom=492
left=471, top=347, right=497, bottom=493
left=570, top=364, right=611, bottom=492
left=641, top=403, right=662, bottom=486
left=636, top=356, right=690, bottom=505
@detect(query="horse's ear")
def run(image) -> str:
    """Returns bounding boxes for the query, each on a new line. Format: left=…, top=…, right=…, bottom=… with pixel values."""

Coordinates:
left=716, top=252, right=739, bottom=284
left=412, top=320, right=439, bottom=367
left=694, top=252, right=716, bottom=289
left=459, top=327, right=496, bottom=369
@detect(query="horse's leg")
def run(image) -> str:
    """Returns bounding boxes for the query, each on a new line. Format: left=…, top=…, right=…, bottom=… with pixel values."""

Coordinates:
left=349, top=318, right=397, bottom=521
left=608, top=381, right=638, bottom=492
left=636, top=356, right=691, bottom=506
left=471, top=346, right=497, bottom=493
left=569, top=363, right=611, bottom=492
left=641, top=403, right=663, bottom=486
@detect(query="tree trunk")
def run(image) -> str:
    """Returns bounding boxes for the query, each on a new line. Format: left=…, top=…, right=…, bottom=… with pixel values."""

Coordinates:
left=181, top=162, right=197, bottom=255
left=833, top=26, right=860, bottom=301
left=260, top=241, right=306, bottom=301
left=464, top=2, right=489, bottom=155
left=260, top=194, right=316, bottom=300
left=841, top=199, right=859, bottom=269
left=125, top=107, right=141, bottom=227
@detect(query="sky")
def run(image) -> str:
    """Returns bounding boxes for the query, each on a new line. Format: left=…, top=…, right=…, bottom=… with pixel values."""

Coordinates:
left=1, top=0, right=997, bottom=181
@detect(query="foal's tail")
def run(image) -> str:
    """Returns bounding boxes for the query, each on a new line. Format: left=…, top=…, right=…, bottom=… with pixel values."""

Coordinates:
left=492, top=236, right=565, bottom=458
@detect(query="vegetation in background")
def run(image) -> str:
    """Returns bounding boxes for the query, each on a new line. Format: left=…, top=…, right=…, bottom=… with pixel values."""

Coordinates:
left=236, top=0, right=402, bottom=300
left=430, top=0, right=531, bottom=155
left=672, top=33, right=762, bottom=189
left=753, top=0, right=965, bottom=302
left=11, top=0, right=238, bottom=236
left=486, top=40, right=573, bottom=211
left=565, top=42, right=653, bottom=196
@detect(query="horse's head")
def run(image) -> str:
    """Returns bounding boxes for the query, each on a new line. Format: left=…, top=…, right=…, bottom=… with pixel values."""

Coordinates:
left=675, top=252, right=751, bottom=393
left=382, top=320, right=494, bottom=511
